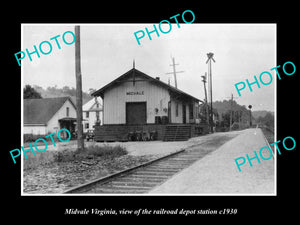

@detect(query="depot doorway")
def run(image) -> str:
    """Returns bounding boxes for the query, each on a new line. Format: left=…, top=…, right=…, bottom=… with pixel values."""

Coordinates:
left=126, top=102, right=147, bottom=125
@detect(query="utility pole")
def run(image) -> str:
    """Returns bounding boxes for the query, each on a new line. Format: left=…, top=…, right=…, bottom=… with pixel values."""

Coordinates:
left=230, top=94, right=233, bottom=131
left=75, top=25, right=84, bottom=151
left=206, top=52, right=216, bottom=133
left=248, top=105, right=252, bottom=127
left=239, top=110, right=242, bottom=129
left=166, top=57, right=184, bottom=88
left=201, top=73, right=209, bottom=125
left=227, top=93, right=238, bottom=131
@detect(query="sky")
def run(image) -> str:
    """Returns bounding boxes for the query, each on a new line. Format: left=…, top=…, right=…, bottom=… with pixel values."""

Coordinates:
left=22, top=24, right=276, bottom=111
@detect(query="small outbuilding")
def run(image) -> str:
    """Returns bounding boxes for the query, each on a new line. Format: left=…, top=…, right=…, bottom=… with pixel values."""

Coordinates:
left=92, top=67, right=209, bottom=141
left=23, top=96, right=77, bottom=136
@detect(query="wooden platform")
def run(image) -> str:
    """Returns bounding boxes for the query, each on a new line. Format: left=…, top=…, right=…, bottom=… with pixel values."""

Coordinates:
left=94, top=124, right=165, bottom=142
left=94, top=123, right=209, bottom=142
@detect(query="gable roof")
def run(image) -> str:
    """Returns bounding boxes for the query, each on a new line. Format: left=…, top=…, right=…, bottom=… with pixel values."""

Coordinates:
left=24, top=97, right=76, bottom=125
left=83, top=97, right=102, bottom=112
left=91, top=68, right=201, bottom=102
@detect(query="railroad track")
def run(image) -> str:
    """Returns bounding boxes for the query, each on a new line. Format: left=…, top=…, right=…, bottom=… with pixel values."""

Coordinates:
left=260, top=126, right=275, bottom=145
left=64, top=135, right=235, bottom=194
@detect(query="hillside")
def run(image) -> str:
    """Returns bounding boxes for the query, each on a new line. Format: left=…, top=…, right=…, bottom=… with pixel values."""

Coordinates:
left=252, top=110, right=274, bottom=119
left=212, top=100, right=252, bottom=123
left=211, top=100, right=274, bottom=130
left=32, top=85, right=93, bottom=105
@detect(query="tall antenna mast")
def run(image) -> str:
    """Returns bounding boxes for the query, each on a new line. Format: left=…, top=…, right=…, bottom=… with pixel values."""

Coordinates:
left=206, top=52, right=216, bottom=133
left=165, top=57, right=184, bottom=88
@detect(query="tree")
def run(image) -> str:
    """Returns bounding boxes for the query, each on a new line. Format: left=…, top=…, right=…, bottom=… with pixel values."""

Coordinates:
left=198, top=103, right=209, bottom=122
left=88, top=88, right=97, bottom=95
left=221, top=111, right=231, bottom=127
left=23, top=85, right=42, bottom=99
left=62, top=85, right=71, bottom=94
left=263, top=112, right=274, bottom=128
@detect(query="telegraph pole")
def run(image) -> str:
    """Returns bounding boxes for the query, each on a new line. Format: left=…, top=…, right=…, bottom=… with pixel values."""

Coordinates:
left=166, top=57, right=184, bottom=88
left=228, top=93, right=238, bottom=131
left=206, top=52, right=215, bottom=133
left=75, top=25, right=84, bottom=151
left=248, top=105, right=252, bottom=127
left=209, top=60, right=213, bottom=132
left=201, top=73, right=209, bottom=124
left=239, top=110, right=242, bottom=129
left=225, top=93, right=238, bottom=131
left=230, top=94, right=233, bottom=130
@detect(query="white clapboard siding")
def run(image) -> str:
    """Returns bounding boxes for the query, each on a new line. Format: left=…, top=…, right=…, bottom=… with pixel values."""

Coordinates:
left=169, top=100, right=191, bottom=124
left=23, top=125, right=47, bottom=135
left=47, top=99, right=77, bottom=133
left=103, top=77, right=170, bottom=124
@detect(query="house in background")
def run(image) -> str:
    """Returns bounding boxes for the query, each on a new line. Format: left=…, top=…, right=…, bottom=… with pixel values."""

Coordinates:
left=23, top=97, right=77, bottom=135
left=82, top=97, right=102, bottom=133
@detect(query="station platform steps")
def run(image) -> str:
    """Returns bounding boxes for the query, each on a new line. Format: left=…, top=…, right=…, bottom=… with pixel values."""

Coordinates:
left=163, top=125, right=191, bottom=141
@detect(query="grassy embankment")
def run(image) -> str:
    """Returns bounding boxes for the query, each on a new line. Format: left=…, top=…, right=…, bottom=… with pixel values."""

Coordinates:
left=23, top=144, right=127, bottom=170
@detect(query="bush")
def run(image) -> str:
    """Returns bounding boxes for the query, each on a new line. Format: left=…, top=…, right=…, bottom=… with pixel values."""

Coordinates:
left=23, top=151, right=57, bottom=170
left=231, top=123, right=240, bottom=130
left=85, top=144, right=127, bottom=158
left=53, top=144, right=127, bottom=163
left=24, top=134, right=46, bottom=143
left=24, top=132, right=77, bottom=144
left=53, top=151, right=76, bottom=162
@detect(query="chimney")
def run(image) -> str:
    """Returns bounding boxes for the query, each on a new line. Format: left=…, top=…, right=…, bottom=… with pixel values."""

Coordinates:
left=155, top=77, right=160, bottom=80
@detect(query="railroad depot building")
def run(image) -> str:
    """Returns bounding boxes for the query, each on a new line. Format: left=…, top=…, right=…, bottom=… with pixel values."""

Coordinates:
left=92, top=67, right=209, bottom=141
